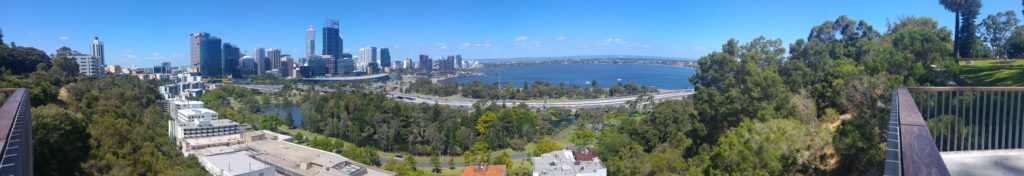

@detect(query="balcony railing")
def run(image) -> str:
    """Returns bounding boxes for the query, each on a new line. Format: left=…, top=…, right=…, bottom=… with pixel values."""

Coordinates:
left=0, top=88, right=32, bottom=175
left=886, top=87, right=1024, bottom=176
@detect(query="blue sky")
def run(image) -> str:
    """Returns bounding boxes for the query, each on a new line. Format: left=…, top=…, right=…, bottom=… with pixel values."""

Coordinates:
left=1, top=0, right=1021, bottom=67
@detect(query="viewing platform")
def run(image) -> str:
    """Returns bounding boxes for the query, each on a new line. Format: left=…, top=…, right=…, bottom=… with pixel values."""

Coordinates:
left=886, top=87, right=1024, bottom=176
left=0, top=88, right=32, bottom=175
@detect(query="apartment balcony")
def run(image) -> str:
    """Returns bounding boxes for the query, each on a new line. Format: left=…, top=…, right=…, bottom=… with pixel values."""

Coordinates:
left=886, top=87, right=1024, bottom=176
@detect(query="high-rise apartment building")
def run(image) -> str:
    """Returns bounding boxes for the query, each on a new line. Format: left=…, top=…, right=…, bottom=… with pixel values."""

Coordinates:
left=91, top=37, right=104, bottom=65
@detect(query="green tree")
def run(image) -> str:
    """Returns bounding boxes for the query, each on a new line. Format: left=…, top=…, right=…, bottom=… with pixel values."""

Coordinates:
left=1007, top=26, right=1024, bottom=58
left=476, top=111, right=497, bottom=134
left=940, top=0, right=967, bottom=61
left=956, top=0, right=983, bottom=58
left=32, top=105, right=90, bottom=176
left=707, top=119, right=830, bottom=175
left=430, top=154, right=441, bottom=173
left=979, top=10, right=1021, bottom=58
left=448, top=158, right=455, bottom=169
left=532, top=138, right=562, bottom=156
left=568, top=125, right=597, bottom=147
left=294, top=132, right=305, bottom=143
left=404, top=152, right=417, bottom=171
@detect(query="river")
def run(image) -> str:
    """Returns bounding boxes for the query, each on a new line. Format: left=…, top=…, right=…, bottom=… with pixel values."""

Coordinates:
left=450, top=63, right=696, bottom=89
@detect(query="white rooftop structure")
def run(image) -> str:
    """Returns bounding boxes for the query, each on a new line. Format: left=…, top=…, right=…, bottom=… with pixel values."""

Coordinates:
left=532, top=149, right=607, bottom=176
left=175, top=108, right=219, bottom=122
left=199, top=151, right=275, bottom=176
left=246, top=140, right=395, bottom=176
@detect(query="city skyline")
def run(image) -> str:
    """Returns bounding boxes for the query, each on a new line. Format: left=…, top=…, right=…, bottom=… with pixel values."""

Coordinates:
left=1, top=0, right=1021, bottom=67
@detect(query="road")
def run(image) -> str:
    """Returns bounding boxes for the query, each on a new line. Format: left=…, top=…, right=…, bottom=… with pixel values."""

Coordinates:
left=391, top=90, right=693, bottom=110
left=232, top=84, right=694, bottom=110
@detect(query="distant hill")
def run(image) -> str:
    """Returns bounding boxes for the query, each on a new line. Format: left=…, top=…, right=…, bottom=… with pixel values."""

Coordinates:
left=478, top=55, right=694, bottom=63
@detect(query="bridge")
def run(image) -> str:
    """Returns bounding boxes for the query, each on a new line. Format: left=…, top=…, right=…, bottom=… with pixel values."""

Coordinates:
left=0, top=88, right=32, bottom=175
left=887, top=87, right=1024, bottom=176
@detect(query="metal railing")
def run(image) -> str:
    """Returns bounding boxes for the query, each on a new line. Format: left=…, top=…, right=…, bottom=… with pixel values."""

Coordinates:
left=885, top=87, right=1024, bottom=176
left=0, top=88, right=31, bottom=175
left=908, top=87, right=1024, bottom=152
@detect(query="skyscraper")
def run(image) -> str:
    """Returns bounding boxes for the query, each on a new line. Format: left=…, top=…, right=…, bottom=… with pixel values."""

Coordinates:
left=357, top=47, right=378, bottom=72
left=91, top=37, right=104, bottom=66
left=357, top=48, right=366, bottom=72
left=338, top=57, right=354, bottom=76
left=253, top=47, right=266, bottom=74
left=379, top=48, right=391, bottom=69
left=199, top=36, right=223, bottom=77
left=240, top=56, right=256, bottom=77
left=306, top=25, right=316, bottom=60
left=190, top=32, right=211, bottom=69
left=322, top=19, right=342, bottom=59
left=455, top=55, right=463, bottom=69
left=222, top=43, right=241, bottom=78
left=267, top=48, right=282, bottom=70
left=418, top=54, right=432, bottom=75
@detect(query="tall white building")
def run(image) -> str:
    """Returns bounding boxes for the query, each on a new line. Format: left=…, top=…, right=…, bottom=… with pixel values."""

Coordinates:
left=357, top=47, right=377, bottom=72
left=91, top=37, right=104, bottom=66
left=306, top=25, right=316, bottom=61
left=253, top=47, right=266, bottom=74
left=403, top=58, right=413, bottom=70
left=190, top=32, right=210, bottom=68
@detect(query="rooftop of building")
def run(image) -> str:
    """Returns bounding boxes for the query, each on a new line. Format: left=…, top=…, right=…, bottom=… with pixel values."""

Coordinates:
left=176, top=108, right=217, bottom=116
left=183, top=134, right=242, bottom=146
left=199, top=151, right=273, bottom=175
left=245, top=140, right=394, bottom=176
left=177, top=119, right=238, bottom=128
left=459, top=164, right=506, bottom=176
left=532, top=149, right=607, bottom=176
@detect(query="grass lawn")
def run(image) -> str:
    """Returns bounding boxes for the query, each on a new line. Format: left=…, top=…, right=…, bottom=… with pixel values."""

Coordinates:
left=959, top=59, right=1024, bottom=66
left=959, top=65, right=1024, bottom=86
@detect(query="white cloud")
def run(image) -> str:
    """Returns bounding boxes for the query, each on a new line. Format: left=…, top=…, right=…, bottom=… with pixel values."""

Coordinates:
left=458, top=43, right=471, bottom=49
left=604, top=38, right=626, bottom=45
left=58, top=36, right=69, bottom=40
left=555, top=36, right=566, bottom=41
left=671, top=44, right=681, bottom=49
left=436, top=43, right=448, bottom=49
left=122, top=54, right=137, bottom=59
left=514, top=36, right=528, bottom=42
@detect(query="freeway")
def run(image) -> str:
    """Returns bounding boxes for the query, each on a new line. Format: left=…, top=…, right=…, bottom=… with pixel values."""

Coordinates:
left=390, top=90, right=693, bottom=110
left=231, top=84, right=694, bottom=109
